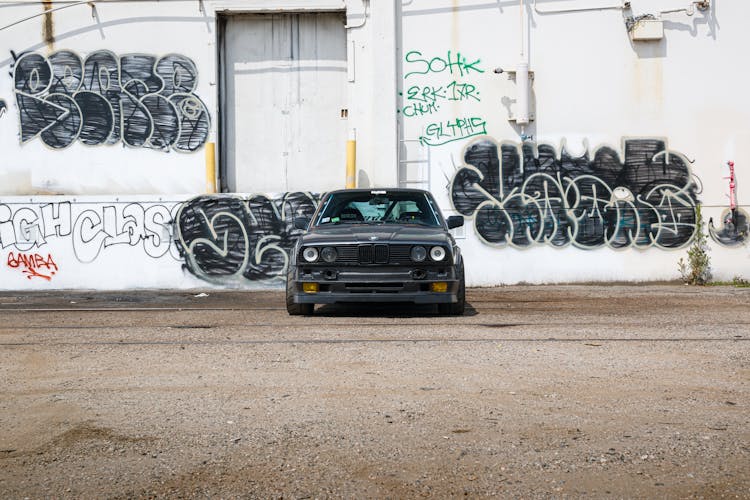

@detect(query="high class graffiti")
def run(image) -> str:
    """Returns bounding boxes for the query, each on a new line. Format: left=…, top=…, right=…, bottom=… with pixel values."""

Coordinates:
left=12, top=50, right=210, bottom=151
left=451, top=138, right=701, bottom=249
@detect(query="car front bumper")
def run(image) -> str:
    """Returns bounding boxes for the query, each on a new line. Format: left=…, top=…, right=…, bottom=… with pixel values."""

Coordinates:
left=290, top=266, right=461, bottom=304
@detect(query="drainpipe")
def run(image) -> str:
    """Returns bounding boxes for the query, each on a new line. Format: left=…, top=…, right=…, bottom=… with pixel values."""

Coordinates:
left=516, top=0, right=530, bottom=133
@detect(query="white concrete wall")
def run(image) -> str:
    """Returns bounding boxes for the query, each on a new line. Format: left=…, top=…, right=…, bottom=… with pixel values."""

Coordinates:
left=400, top=0, right=750, bottom=285
left=0, top=0, right=748, bottom=290
left=0, top=0, right=218, bottom=195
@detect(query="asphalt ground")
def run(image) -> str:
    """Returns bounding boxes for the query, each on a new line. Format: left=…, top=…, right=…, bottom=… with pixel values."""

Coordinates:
left=1, top=285, right=749, bottom=498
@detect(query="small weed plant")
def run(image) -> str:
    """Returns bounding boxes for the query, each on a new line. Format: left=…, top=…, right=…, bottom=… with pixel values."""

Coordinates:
left=678, top=205, right=712, bottom=285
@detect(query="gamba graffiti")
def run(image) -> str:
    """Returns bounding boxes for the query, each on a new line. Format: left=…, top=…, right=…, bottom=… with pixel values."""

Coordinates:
left=451, top=138, right=700, bottom=249
left=174, top=193, right=319, bottom=284
left=7, top=252, right=58, bottom=281
left=12, top=50, right=210, bottom=151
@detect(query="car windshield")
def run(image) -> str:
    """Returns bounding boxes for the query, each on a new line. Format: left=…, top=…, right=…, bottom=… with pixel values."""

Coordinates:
left=314, top=191, right=442, bottom=227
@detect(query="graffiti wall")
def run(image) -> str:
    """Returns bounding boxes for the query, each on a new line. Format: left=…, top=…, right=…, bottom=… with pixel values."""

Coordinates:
left=174, top=193, right=319, bottom=285
left=0, top=0, right=217, bottom=195
left=0, top=0, right=749, bottom=288
left=395, top=1, right=750, bottom=285
left=401, top=50, right=488, bottom=147
left=1, top=177, right=747, bottom=289
left=0, top=193, right=319, bottom=289
left=451, top=138, right=699, bottom=249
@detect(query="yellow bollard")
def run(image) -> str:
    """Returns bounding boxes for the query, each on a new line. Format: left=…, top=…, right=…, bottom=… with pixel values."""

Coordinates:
left=205, top=142, right=217, bottom=194
left=346, top=129, right=356, bottom=189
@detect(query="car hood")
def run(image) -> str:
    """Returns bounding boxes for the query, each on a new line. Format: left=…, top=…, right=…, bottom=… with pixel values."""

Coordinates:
left=300, top=224, right=451, bottom=246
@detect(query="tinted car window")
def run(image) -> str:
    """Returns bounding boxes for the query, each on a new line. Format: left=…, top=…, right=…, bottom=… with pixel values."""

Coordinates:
left=314, top=191, right=441, bottom=227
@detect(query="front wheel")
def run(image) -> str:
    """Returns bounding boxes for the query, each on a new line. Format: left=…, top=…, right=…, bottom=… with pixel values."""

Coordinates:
left=286, top=268, right=314, bottom=316
left=438, top=263, right=465, bottom=316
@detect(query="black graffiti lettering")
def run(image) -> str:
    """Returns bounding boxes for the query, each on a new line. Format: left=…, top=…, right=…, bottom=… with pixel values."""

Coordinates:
left=120, top=54, right=162, bottom=94
left=13, top=50, right=210, bottom=152
left=121, top=81, right=154, bottom=147
left=170, top=94, right=210, bottom=152
left=74, top=91, right=113, bottom=145
left=82, top=50, right=121, bottom=144
left=143, top=95, right=179, bottom=150
left=39, top=93, right=81, bottom=149
left=451, top=138, right=700, bottom=249
left=175, top=193, right=319, bottom=284
left=48, top=50, right=82, bottom=94
left=15, top=93, right=67, bottom=143
left=174, top=196, right=251, bottom=279
left=156, top=54, right=198, bottom=95
left=14, top=53, right=51, bottom=94
left=709, top=209, right=749, bottom=246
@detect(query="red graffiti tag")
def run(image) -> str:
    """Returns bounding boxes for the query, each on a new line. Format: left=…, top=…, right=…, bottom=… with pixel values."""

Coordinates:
left=7, top=252, right=59, bottom=281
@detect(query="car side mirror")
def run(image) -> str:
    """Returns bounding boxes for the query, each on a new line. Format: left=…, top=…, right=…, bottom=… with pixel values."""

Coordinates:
left=293, top=216, right=310, bottom=230
left=446, top=215, right=464, bottom=229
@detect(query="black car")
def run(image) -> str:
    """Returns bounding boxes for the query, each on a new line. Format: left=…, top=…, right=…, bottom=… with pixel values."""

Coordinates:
left=286, top=188, right=465, bottom=315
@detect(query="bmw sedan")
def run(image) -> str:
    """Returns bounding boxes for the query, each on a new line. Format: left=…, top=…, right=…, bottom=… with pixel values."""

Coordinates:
left=286, top=188, right=465, bottom=316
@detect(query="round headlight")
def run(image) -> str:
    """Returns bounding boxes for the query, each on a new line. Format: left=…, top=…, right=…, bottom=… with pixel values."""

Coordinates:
left=321, top=246, right=337, bottom=263
left=430, top=246, right=446, bottom=261
left=410, top=245, right=427, bottom=262
left=302, top=247, right=319, bottom=262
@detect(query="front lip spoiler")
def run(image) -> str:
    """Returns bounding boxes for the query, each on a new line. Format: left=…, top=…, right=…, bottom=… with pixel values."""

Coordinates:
left=293, top=291, right=458, bottom=304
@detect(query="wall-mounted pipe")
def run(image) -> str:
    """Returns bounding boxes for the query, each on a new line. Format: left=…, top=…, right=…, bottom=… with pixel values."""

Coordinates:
left=0, top=0, right=202, bottom=32
left=660, top=1, right=710, bottom=17
left=515, top=62, right=530, bottom=125
left=345, top=0, right=369, bottom=29
left=519, top=0, right=525, bottom=59
left=533, top=0, right=628, bottom=15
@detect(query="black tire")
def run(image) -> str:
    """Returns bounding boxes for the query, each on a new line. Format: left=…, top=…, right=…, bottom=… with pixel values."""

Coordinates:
left=286, top=268, right=314, bottom=316
left=438, top=262, right=465, bottom=316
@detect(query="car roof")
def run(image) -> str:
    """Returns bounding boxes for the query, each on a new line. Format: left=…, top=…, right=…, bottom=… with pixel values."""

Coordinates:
left=324, top=188, right=431, bottom=195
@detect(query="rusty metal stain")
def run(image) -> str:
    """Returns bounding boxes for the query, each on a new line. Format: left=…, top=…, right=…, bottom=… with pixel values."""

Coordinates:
left=43, top=1, right=55, bottom=50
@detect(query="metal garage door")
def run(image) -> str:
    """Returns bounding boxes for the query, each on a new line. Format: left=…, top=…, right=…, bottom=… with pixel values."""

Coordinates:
left=219, top=12, right=348, bottom=193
